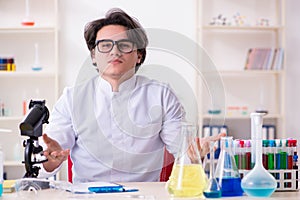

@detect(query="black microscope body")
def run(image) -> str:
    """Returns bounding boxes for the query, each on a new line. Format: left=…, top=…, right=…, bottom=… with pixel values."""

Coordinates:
left=19, top=100, right=49, bottom=178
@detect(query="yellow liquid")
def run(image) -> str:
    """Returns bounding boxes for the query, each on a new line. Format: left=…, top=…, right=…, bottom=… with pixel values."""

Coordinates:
left=167, top=164, right=207, bottom=197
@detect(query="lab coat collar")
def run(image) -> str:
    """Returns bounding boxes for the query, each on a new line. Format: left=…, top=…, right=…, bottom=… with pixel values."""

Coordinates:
left=97, top=75, right=137, bottom=94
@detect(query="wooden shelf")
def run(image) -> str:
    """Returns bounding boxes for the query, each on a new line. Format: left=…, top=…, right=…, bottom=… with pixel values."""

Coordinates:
left=202, top=113, right=282, bottom=119
left=0, top=116, right=23, bottom=122
left=202, top=25, right=284, bottom=31
left=0, top=71, right=56, bottom=78
left=204, top=70, right=284, bottom=76
left=0, top=26, right=56, bottom=33
left=4, top=161, right=23, bottom=167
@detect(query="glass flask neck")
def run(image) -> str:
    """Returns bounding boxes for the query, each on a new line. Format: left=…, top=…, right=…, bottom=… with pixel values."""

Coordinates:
left=251, top=112, right=266, bottom=167
left=254, top=137, right=263, bottom=168
left=209, top=141, right=215, bottom=179
left=220, top=136, right=233, bottom=153
left=176, top=124, right=201, bottom=165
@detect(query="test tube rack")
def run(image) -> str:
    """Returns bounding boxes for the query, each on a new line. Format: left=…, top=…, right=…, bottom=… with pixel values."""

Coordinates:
left=235, top=138, right=299, bottom=191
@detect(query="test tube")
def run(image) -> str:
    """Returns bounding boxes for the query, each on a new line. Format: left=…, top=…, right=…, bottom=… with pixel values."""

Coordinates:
left=233, top=140, right=240, bottom=169
left=275, top=139, right=281, bottom=169
left=281, top=139, right=288, bottom=170
left=239, top=140, right=246, bottom=170
left=268, top=140, right=276, bottom=178
left=286, top=139, right=294, bottom=188
left=245, top=140, right=252, bottom=170
left=275, top=139, right=281, bottom=185
left=263, top=140, right=269, bottom=170
left=292, top=139, right=298, bottom=189
left=268, top=140, right=275, bottom=170
left=281, top=139, right=288, bottom=188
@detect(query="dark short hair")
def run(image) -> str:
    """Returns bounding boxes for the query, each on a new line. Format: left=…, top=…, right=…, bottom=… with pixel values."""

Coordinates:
left=84, top=8, right=148, bottom=71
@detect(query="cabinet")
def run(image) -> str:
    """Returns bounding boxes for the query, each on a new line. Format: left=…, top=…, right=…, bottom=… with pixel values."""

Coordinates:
left=197, top=0, right=286, bottom=139
left=0, top=0, right=58, bottom=179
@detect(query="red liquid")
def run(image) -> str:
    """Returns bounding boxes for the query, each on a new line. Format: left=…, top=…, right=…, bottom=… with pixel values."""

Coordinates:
left=21, top=21, right=35, bottom=26
left=286, top=155, right=293, bottom=187
left=263, top=153, right=268, bottom=169
left=245, top=152, right=251, bottom=170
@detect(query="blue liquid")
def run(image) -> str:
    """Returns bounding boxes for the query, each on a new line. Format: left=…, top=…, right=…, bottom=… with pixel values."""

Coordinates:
left=218, top=177, right=243, bottom=197
left=243, top=187, right=275, bottom=197
left=32, top=67, right=42, bottom=71
left=0, top=183, right=3, bottom=197
left=276, top=153, right=281, bottom=169
left=203, top=191, right=221, bottom=198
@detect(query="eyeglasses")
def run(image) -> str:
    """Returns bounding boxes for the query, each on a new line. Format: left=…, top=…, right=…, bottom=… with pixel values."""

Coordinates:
left=95, top=39, right=135, bottom=53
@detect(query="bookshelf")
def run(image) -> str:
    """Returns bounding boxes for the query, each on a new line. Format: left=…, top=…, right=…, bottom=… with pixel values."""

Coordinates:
left=197, top=0, right=286, bottom=140
left=0, top=0, right=58, bottom=179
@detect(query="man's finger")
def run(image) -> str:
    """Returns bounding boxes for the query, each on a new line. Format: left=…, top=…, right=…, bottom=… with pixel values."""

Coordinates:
left=211, top=132, right=226, bottom=141
left=43, top=134, right=52, bottom=145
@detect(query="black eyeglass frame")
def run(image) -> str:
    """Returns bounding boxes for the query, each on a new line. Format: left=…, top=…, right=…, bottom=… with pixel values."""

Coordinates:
left=95, top=39, right=135, bottom=53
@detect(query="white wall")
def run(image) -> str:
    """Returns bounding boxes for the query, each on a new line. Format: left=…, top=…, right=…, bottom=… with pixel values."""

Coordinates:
left=58, top=0, right=197, bottom=91
left=286, top=0, right=300, bottom=140
left=58, top=0, right=300, bottom=140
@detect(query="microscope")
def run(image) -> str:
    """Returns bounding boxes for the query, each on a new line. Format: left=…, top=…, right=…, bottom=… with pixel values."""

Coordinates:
left=19, top=100, right=49, bottom=178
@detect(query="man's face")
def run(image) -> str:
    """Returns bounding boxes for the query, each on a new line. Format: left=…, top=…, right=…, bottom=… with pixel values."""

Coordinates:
left=93, top=25, right=141, bottom=81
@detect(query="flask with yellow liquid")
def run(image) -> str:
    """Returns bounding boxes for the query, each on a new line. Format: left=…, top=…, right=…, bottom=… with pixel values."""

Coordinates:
left=166, top=124, right=207, bottom=197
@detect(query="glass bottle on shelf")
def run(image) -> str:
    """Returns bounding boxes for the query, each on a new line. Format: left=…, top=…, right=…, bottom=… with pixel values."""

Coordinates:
left=166, top=124, right=207, bottom=198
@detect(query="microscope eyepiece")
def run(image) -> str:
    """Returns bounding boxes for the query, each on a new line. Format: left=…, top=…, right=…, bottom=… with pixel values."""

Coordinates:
left=20, top=100, right=49, bottom=138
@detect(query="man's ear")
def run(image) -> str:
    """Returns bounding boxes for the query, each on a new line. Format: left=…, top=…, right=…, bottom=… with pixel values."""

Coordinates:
left=91, top=49, right=96, bottom=65
left=137, top=52, right=142, bottom=64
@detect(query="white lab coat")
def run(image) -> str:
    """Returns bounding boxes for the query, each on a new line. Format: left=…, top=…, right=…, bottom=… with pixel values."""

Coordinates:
left=39, top=75, right=185, bottom=183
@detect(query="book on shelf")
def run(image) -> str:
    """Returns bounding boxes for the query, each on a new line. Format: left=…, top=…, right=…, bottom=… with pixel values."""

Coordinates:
left=244, top=48, right=284, bottom=70
left=3, top=180, right=16, bottom=193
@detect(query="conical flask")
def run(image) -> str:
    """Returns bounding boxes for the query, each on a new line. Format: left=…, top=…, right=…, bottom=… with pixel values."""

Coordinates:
left=215, top=136, right=244, bottom=196
left=241, top=112, right=277, bottom=197
left=166, top=124, right=207, bottom=198
left=203, top=141, right=222, bottom=198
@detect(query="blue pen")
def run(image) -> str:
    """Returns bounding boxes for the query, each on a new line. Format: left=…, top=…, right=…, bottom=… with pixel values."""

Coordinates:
left=88, top=185, right=138, bottom=193
left=88, top=185, right=123, bottom=193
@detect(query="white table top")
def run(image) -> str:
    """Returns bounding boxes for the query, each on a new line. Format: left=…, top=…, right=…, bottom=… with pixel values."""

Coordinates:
left=1, top=182, right=300, bottom=200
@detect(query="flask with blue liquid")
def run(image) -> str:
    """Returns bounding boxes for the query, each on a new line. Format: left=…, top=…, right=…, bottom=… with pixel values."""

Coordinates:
left=241, top=112, right=277, bottom=197
left=203, top=141, right=221, bottom=198
left=215, top=136, right=244, bottom=196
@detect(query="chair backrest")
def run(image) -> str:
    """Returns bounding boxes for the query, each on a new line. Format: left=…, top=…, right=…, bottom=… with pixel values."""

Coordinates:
left=67, top=155, right=73, bottom=183
left=160, top=148, right=174, bottom=181
left=67, top=149, right=174, bottom=183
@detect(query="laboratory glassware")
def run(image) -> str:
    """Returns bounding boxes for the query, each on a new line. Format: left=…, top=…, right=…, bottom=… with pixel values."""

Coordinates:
left=203, top=141, right=221, bottom=198
left=241, top=112, right=277, bottom=197
left=215, top=136, right=244, bottom=196
left=22, top=0, right=35, bottom=26
left=166, top=124, right=207, bottom=197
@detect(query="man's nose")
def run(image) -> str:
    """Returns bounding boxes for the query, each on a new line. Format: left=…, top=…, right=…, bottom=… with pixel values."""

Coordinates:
left=110, top=43, right=121, bottom=55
